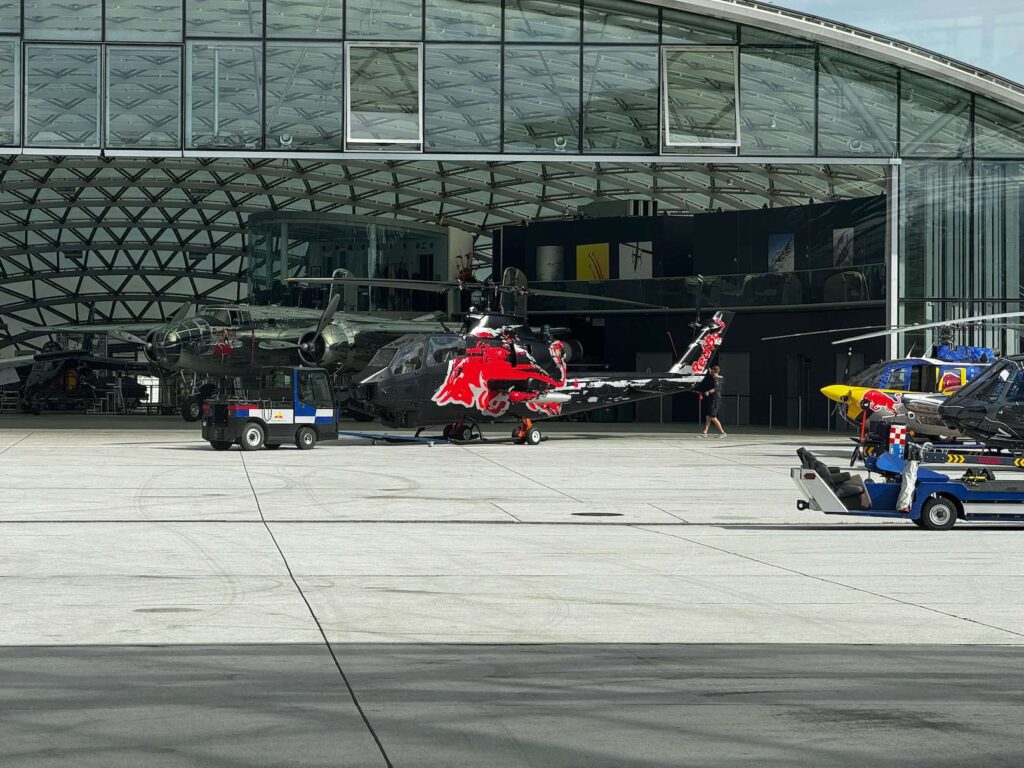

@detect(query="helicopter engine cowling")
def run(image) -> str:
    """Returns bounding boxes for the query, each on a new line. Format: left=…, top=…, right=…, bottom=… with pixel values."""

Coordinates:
left=298, top=324, right=356, bottom=370
left=561, top=340, right=583, bottom=363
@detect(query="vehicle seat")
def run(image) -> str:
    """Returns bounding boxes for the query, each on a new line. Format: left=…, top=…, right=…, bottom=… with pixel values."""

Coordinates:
left=812, top=459, right=871, bottom=511
left=798, top=448, right=844, bottom=476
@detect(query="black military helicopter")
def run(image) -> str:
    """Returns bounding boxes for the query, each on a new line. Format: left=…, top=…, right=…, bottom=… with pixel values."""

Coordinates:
left=291, top=269, right=731, bottom=444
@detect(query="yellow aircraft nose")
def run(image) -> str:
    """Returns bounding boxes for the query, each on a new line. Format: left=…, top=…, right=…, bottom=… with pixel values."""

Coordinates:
left=820, top=385, right=850, bottom=403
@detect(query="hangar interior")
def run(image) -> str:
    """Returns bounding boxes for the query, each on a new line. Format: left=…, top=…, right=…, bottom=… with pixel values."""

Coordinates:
left=1, top=0, right=1024, bottom=428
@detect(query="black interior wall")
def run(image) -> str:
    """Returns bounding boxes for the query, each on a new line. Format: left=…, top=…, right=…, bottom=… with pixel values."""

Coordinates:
left=496, top=197, right=886, bottom=280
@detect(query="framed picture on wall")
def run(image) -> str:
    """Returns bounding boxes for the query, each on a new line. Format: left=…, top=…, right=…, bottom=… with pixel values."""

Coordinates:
left=618, top=241, right=653, bottom=280
left=833, top=227, right=854, bottom=268
left=576, top=243, right=610, bottom=280
left=767, top=233, right=795, bottom=273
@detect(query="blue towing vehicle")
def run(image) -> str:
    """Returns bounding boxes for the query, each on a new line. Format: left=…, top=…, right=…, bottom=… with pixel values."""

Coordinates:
left=201, top=366, right=340, bottom=451
left=793, top=444, right=1024, bottom=529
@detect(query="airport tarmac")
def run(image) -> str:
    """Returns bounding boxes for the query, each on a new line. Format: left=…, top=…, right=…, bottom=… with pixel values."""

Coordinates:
left=2, top=418, right=1024, bottom=767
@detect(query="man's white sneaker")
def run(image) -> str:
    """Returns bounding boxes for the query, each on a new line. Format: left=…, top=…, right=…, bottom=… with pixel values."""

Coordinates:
left=717, top=433, right=728, bottom=439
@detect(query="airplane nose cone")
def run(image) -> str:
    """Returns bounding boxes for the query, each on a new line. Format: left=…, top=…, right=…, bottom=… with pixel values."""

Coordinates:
left=820, top=385, right=850, bottom=403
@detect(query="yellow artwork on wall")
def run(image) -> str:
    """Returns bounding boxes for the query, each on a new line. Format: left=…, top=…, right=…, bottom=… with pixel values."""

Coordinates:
left=576, top=243, right=610, bottom=280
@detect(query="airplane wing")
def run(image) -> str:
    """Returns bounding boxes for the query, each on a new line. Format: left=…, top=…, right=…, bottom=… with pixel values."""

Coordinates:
left=0, top=354, right=37, bottom=370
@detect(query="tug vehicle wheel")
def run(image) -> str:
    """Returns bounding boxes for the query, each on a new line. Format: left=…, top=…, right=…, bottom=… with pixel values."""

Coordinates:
left=295, top=426, right=317, bottom=450
left=920, top=497, right=957, bottom=531
left=240, top=423, right=265, bottom=451
left=210, top=441, right=232, bottom=451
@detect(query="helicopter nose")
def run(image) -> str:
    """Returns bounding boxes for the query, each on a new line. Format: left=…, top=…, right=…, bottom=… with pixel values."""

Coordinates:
left=820, top=385, right=850, bottom=403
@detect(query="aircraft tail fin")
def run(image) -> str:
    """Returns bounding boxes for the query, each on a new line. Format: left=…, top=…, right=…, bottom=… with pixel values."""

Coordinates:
left=669, top=311, right=733, bottom=376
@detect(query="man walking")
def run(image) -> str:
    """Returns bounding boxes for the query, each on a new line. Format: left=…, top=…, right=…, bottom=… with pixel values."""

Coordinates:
left=698, top=364, right=727, bottom=438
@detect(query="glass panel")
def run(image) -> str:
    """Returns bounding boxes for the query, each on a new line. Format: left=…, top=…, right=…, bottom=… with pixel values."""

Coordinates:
left=186, top=0, right=263, bottom=37
left=740, top=25, right=810, bottom=46
left=899, top=71, right=970, bottom=158
left=0, top=40, right=16, bottom=145
left=506, top=0, right=581, bottom=43
left=663, top=47, right=738, bottom=147
left=425, top=45, right=500, bottom=151
left=975, top=97, right=1024, bottom=158
left=347, top=45, right=421, bottom=143
left=975, top=163, right=1024, bottom=343
left=425, top=0, right=501, bottom=41
left=106, top=0, right=183, bottom=42
left=107, top=47, right=181, bottom=148
left=583, top=47, right=658, bottom=154
left=267, top=0, right=342, bottom=38
left=817, top=47, right=897, bottom=157
left=347, top=0, right=423, bottom=40
left=504, top=46, right=580, bottom=153
left=186, top=42, right=263, bottom=149
left=25, top=45, right=100, bottom=147
left=662, top=9, right=736, bottom=45
left=739, top=48, right=815, bottom=156
left=583, top=0, right=658, bottom=44
left=0, top=0, right=20, bottom=33
left=266, top=45, right=344, bottom=150
left=24, top=0, right=101, bottom=40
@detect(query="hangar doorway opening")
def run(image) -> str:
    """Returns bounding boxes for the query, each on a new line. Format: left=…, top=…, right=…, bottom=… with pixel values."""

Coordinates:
left=496, top=162, right=894, bottom=430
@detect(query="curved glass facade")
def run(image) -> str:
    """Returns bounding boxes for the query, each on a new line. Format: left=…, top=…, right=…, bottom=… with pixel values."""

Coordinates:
left=0, top=0, right=1022, bottom=161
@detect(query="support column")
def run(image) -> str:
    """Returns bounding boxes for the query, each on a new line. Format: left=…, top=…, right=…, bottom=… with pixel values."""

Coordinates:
left=886, top=161, right=901, bottom=359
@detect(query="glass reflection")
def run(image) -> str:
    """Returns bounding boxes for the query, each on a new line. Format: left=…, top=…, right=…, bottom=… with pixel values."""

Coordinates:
left=347, top=0, right=423, bottom=40
left=740, top=48, right=815, bottom=156
left=25, top=45, right=100, bottom=147
left=107, top=47, right=181, bottom=148
left=187, top=0, right=263, bottom=37
left=584, top=0, right=658, bottom=44
left=266, top=45, right=344, bottom=151
left=426, top=0, right=501, bottom=41
left=0, top=40, right=16, bottom=145
left=425, top=45, right=501, bottom=151
left=975, top=96, right=1024, bottom=158
left=504, top=46, right=581, bottom=153
left=900, top=71, right=970, bottom=158
left=663, top=48, right=738, bottom=147
left=662, top=8, right=736, bottom=44
left=0, top=0, right=20, bottom=32
left=187, top=42, right=263, bottom=149
left=506, top=0, right=581, bottom=43
left=817, top=47, right=897, bottom=156
left=267, top=0, right=343, bottom=38
left=347, top=45, right=422, bottom=144
left=106, top=0, right=183, bottom=42
left=24, top=0, right=101, bottom=40
left=583, top=47, right=658, bottom=153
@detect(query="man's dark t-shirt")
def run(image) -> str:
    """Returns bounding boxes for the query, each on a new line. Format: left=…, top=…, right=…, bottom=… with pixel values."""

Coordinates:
left=700, top=372, right=723, bottom=416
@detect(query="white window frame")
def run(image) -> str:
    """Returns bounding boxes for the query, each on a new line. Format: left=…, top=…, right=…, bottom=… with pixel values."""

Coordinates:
left=0, top=38, right=19, bottom=147
left=345, top=41, right=424, bottom=148
left=105, top=45, right=182, bottom=150
left=661, top=45, right=740, bottom=149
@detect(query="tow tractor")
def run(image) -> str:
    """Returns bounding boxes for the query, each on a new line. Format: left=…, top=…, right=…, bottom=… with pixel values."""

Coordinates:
left=793, top=429, right=1024, bottom=529
left=201, top=366, right=339, bottom=451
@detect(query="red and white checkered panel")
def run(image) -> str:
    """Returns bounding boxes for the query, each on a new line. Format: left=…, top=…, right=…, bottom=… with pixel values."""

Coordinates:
left=888, top=425, right=908, bottom=446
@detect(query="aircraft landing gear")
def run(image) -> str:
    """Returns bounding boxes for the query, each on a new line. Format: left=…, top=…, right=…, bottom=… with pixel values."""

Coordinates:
left=443, top=421, right=475, bottom=442
left=513, top=419, right=542, bottom=446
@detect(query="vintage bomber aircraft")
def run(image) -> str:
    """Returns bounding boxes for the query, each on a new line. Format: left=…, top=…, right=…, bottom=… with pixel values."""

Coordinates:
left=7, top=289, right=447, bottom=420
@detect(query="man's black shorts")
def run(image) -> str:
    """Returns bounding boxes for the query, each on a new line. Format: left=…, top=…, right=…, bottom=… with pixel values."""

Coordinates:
left=705, top=397, right=720, bottom=418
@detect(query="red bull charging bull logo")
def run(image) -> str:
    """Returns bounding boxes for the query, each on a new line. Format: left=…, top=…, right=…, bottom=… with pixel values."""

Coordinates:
left=861, top=389, right=902, bottom=417
left=432, top=340, right=567, bottom=416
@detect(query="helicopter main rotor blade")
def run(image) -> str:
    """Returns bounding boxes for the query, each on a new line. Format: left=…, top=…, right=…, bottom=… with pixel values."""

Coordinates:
left=290, top=276, right=662, bottom=308
left=761, top=325, right=891, bottom=342
left=833, top=311, right=1024, bottom=344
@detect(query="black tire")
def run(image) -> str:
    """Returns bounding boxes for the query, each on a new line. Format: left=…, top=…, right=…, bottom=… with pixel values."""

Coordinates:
left=239, top=423, right=265, bottom=451
left=442, top=425, right=453, bottom=439
left=919, top=497, right=957, bottom=531
left=265, top=443, right=282, bottom=450
left=295, top=426, right=317, bottom=450
left=181, top=397, right=203, bottom=422
left=911, top=517, right=927, bottom=528
left=456, top=424, right=473, bottom=442
left=524, top=427, right=542, bottom=446
left=210, top=441, right=232, bottom=451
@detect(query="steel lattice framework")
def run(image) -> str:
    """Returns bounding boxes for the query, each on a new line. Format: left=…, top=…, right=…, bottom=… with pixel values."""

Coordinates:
left=0, top=155, right=887, bottom=349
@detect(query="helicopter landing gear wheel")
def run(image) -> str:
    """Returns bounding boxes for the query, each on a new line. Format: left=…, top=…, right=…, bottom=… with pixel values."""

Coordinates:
left=444, top=422, right=474, bottom=442
left=514, top=419, right=541, bottom=445
left=182, top=396, right=203, bottom=422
